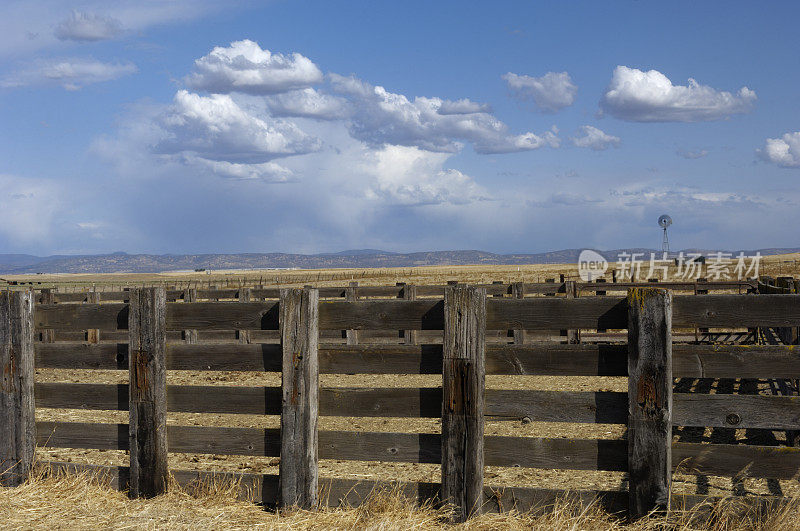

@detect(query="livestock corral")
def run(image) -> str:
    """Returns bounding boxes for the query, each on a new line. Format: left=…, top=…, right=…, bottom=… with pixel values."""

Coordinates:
left=3, top=273, right=800, bottom=525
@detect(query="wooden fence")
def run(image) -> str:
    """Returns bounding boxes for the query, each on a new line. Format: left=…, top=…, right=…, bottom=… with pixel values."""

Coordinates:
left=2, top=282, right=800, bottom=521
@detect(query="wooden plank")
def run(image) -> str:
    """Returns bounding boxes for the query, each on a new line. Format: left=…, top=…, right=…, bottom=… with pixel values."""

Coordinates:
left=0, top=290, right=35, bottom=486
left=36, top=421, right=128, bottom=450
left=401, top=283, right=418, bottom=345
left=673, top=394, right=800, bottom=430
left=673, top=344, right=800, bottom=378
left=672, top=442, right=800, bottom=479
left=279, top=287, right=319, bottom=509
left=486, top=297, right=628, bottom=330
left=672, top=295, right=800, bottom=327
left=34, top=342, right=629, bottom=376
left=442, top=285, right=485, bottom=521
left=627, top=288, right=672, bottom=518
left=128, top=287, right=168, bottom=498
left=34, top=383, right=628, bottom=423
left=318, top=300, right=443, bottom=330
left=35, top=303, right=128, bottom=331
left=167, top=302, right=279, bottom=330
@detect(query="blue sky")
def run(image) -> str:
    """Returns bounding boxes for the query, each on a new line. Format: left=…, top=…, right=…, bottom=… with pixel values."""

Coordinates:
left=1, top=1, right=799, bottom=256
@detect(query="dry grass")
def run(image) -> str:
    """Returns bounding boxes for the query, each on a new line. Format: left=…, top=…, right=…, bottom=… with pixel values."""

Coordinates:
left=2, top=467, right=799, bottom=530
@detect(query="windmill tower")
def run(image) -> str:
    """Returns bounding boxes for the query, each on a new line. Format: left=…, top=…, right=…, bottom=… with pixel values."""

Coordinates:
left=658, top=214, right=672, bottom=255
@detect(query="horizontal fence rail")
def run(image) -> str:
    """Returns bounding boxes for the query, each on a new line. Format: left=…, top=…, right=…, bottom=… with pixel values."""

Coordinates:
left=3, top=282, right=799, bottom=520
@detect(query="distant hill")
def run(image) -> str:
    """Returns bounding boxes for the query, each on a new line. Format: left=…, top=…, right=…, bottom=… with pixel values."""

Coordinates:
left=1, top=247, right=798, bottom=275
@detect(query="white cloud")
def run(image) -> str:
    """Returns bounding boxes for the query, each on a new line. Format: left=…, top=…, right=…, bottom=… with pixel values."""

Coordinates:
left=266, top=88, right=348, bottom=120
left=153, top=90, right=321, bottom=163
left=329, top=73, right=559, bottom=154
left=1, top=58, right=137, bottom=90
left=0, top=174, right=62, bottom=242
left=360, top=145, right=487, bottom=205
left=676, top=148, right=709, bottom=159
left=601, top=66, right=756, bottom=122
left=185, top=40, right=323, bottom=95
left=437, top=98, right=491, bottom=115
left=183, top=155, right=295, bottom=182
left=503, top=71, right=577, bottom=112
left=54, top=10, right=123, bottom=42
left=758, top=132, right=800, bottom=168
left=570, top=125, right=620, bottom=150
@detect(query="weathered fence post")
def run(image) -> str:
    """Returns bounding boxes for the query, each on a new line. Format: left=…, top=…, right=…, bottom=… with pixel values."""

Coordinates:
left=442, top=284, right=486, bottom=522
left=184, top=288, right=198, bottom=344
left=280, top=287, right=319, bottom=509
left=128, top=287, right=168, bottom=498
left=345, top=281, right=359, bottom=345
left=40, top=289, right=55, bottom=343
left=0, top=290, right=35, bottom=487
left=565, top=280, right=580, bottom=344
left=87, top=290, right=100, bottom=344
left=398, top=283, right=418, bottom=345
left=627, top=288, right=672, bottom=519
left=238, top=287, right=252, bottom=344
left=511, top=282, right=526, bottom=344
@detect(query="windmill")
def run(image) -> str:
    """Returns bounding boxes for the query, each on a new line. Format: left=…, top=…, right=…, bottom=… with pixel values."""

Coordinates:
left=658, top=214, right=672, bottom=255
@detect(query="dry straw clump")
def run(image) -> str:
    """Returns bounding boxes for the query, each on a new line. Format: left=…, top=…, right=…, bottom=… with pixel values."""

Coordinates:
left=2, top=468, right=799, bottom=530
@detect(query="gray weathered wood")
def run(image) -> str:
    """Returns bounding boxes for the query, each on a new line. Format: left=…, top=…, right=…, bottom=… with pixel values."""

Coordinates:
left=627, top=288, right=672, bottom=518
left=401, top=283, right=418, bottom=345
left=442, top=285, right=485, bottom=521
left=511, top=282, right=526, bottom=344
left=40, top=289, right=55, bottom=343
left=280, top=287, right=319, bottom=509
left=128, top=287, right=168, bottom=498
left=345, top=282, right=359, bottom=345
left=87, top=291, right=100, bottom=344
left=184, top=288, right=198, bottom=344
left=237, top=287, right=252, bottom=344
left=673, top=394, right=800, bottom=430
left=0, top=290, right=35, bottom=486
left=565, top=280, right=580, bottom=344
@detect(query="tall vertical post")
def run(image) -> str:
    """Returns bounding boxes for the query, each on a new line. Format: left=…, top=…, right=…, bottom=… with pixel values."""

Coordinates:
left=87, top=290, right=100, bottom=344
left=345, top=281, right=359, bottom=345
left=442, top=285, right=486, bottom=522
left=596, top=279, right=607, bottom=334
left=238, top=287, right=252, bottom=344
left=40, top=289, right=55, bottom=343
left=280, top=287, right=319, bottom=508
left=0, top=290, right=35, bottom=487
left=399, top=283, right=418, bottom=345
left=511, top=282, right=526, bottom=345
left=184, top=288, right=198, bottom=344
left=627, top=288, right=672, bottom=519
left=565, top=280, right=580, bottom=344
left=128, top=287, right=168, bottom=498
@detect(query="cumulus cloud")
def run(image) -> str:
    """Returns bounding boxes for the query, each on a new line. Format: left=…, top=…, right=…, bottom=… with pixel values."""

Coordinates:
left=1, top=58, right=136, bottom=90
left=360, top=145, right=487, bottom=205
left=183, top=155, right=295, bottom=182
left=265, top=88, right=348, bottom=120
left=437, top=98, right=491, bottom=115
left=329, top=73, right=559, bottom=154
left=758, top=132, right=800, bottom=168
left=570, top=125, right=620, bottom=150
left=185, top=40, right=323, bottom=95
left=54, top=10, right=123, bottom=42
left=153, top=90, right=321, bottom=163
left=601, top=66, right=756, bottom=122
left=503, top=71, right=577, bottom=112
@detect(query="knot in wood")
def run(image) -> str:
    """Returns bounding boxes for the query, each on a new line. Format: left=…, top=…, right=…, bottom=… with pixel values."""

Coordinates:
left=636, top=375, right=662, bottom=414
left=725, top=413, right=741, bottom=426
